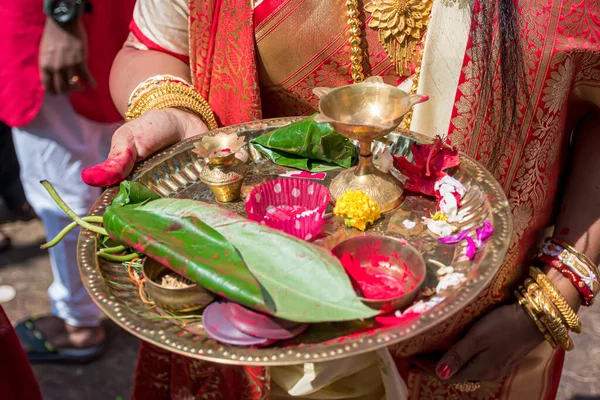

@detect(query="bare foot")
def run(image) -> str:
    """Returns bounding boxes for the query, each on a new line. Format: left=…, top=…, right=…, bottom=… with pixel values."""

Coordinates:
left=22, top=316, right=106, bottom=351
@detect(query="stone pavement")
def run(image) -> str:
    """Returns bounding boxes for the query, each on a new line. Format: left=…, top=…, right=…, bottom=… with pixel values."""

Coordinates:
left=1, top=217, right=598, bottom=400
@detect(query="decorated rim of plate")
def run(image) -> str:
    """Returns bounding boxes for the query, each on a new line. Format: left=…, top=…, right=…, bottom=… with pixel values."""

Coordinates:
left=77, top=117, right=512, bottom=366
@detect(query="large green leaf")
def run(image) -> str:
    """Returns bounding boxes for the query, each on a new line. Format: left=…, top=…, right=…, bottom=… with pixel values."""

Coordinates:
left=251, top=115, right=357, bottom=172
left=103, top=196, right=270, bottom=313
left=114, top=198, right=378, bottom=323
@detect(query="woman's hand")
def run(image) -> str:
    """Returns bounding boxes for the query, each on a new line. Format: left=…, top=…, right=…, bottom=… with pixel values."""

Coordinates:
left=82, top=108, right=208, bottom=187
left=432, top=303, right=545, bottom=382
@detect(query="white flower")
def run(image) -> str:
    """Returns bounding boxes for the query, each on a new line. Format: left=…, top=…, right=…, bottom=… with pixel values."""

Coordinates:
left=435, top=175, right=466, bottom=222
left=374, top=150, right=393, bottom=173
left=436, top=266, right=454, bottom=276
left=439, top=192, right=459, bottom=222
left=406, top=296, right=446, bottom=314
left=423, top=218, right=456, bottom=237
left=435, top=175, right=466, bottom=197
left=402, top=219, right=416, bottom=229
left=436, top=272, right=466, bottom=292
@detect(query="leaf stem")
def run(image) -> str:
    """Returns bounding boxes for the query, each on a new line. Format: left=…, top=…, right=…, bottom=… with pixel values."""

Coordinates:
left=98, top=252, right=141, bottom=262
left=84, top=216, right=104, bottom=223
left=41, top=216, right=108, bottom=249
left=98, top=245, right=128, bottom=254
left=40, top=180, right=108, bottom=236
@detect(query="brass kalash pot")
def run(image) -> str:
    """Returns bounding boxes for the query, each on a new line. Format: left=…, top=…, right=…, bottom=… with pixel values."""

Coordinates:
left=313, top=76, right=428, bottom=212
left=194, top=133, right=248, bottom=203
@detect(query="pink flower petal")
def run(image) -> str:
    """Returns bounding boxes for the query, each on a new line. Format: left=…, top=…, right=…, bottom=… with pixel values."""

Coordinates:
left=439, top=228, right=470, bottom=244
left=476, top=220, right=494, bottom=243
left=465, top=236, right=477, bottom=260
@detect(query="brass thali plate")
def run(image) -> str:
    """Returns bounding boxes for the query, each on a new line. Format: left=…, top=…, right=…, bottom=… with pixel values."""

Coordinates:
left=77, top=117, right=512, bottom=366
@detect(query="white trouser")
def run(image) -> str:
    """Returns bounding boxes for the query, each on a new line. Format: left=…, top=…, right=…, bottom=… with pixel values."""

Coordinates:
left=12, top=95, right=119, bottom=327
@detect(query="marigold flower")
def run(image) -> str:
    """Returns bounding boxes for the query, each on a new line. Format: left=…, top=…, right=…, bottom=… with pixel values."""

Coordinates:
left=333, top=190, right=381, bottom=231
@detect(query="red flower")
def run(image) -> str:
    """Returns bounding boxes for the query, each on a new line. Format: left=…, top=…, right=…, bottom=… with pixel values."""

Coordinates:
left=392, top=137, right=460, bottom=197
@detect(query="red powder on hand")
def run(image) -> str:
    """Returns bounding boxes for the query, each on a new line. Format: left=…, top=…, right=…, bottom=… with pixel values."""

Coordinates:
left=81, top=149, right=135, bottom=187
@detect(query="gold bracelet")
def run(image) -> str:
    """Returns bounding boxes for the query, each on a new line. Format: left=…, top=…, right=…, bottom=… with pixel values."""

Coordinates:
left=525, top=280, right=574, bottom=351
left=529, top=266, right=581, bottom=333
left=515, top=289, right=557, bottom=348
left=128, top=75, right=189, bottom=106
left=548, top=237, right=599, bottom=278
left=126, top=79, right=218, bottom=130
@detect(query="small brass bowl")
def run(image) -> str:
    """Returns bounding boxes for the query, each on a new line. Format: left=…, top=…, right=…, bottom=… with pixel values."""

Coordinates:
left=142, top=258, right=215, bottom=313
left=332, top=235, right=426, bottom=312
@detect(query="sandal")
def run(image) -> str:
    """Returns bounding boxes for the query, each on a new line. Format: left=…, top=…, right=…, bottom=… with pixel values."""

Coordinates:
left=0, top=231, right=10, bottom=253
left=15, top=317, right=106, bottom=363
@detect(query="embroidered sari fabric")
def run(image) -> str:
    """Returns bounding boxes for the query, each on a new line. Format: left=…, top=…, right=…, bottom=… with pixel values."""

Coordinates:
left=0, top=306, right=42, bottom=400
left=128, top=0, right=600, bottom=398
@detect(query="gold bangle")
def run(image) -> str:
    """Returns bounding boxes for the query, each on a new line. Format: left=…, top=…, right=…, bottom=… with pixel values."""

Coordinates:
left=529, top=266, right=581, bottom=333
left=128, top=75, right=189, bottom=106
left=515, top=289, right=557, bottom=348
left=525, top=280, right=574, bottom=351
left=548, top=237, right=599, bottom=277
left=126, top=80, right=218, bottom=130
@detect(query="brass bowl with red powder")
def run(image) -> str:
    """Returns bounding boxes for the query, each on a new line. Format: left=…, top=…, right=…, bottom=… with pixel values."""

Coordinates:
left=332, top=235, right=426, bottom=313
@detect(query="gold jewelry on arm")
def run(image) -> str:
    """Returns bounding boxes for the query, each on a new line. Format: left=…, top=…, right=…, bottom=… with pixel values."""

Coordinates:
left=515, top=289, right=557, bottom=348
left=529, top=266, right=582, bottom=333
left=125, top=76, right=218, bottom=130
left=548, top=237, right=600, bottom=277
left=524, top=279, right=574, bottom=351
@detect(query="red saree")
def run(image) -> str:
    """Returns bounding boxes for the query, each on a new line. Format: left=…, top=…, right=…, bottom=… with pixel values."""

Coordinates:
left=131, top=0, right=600, bottom=398
left=0, top=306, right=42, bottom=400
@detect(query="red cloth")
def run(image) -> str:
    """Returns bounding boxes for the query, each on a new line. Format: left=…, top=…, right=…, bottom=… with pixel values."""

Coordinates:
left=0, top=306, right=42, bottom=400
left=0, top=0, right=135, bottom=127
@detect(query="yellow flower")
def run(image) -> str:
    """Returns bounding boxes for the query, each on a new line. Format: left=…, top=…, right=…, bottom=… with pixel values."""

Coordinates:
left=333, top=190, right=381, bottom=231
left=431, top=211, right=448, bottom=222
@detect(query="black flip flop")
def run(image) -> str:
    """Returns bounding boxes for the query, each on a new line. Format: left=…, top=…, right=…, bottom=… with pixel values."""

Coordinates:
left=15, top=318, right=106, bottom=363
left=0, top=231, right=11, bottom=253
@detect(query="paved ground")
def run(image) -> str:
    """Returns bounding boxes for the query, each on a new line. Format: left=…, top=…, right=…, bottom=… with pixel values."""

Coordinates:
left=1, top=216, right=599, bottom=400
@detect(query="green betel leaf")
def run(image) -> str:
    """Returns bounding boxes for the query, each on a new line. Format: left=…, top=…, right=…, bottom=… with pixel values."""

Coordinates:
left=127, top=199, right=378, bottom=323
left=112, top=181, right=161, bottom=207
left=251, top=143, right=341, bottom=172
left=251, top=115, right=358, bottom=172
left=103, top=201, right=271, bottom=313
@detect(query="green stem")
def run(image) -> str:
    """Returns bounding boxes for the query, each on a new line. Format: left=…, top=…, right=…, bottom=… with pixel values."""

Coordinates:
left=40, top=180, right=108, bottom=236
left=98, top=252, right=141, bottom=262
left=98, top=245, right=128, bottom=254
left=41, top=216, right=108, bottom=249
left=84, top=216, right=104, bottom=223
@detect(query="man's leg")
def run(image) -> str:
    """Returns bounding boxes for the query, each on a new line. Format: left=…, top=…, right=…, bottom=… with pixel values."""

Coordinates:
left=12, top=95, right=117, bottom=356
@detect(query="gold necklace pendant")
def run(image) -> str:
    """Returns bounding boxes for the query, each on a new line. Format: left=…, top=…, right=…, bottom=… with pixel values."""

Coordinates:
left=364, top=0, right=433, bottom=77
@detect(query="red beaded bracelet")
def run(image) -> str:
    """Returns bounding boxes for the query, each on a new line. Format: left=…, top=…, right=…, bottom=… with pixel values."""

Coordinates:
left=536, top=240, right=599, bottom=306
left=537, top=254, right=596, bottom=306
